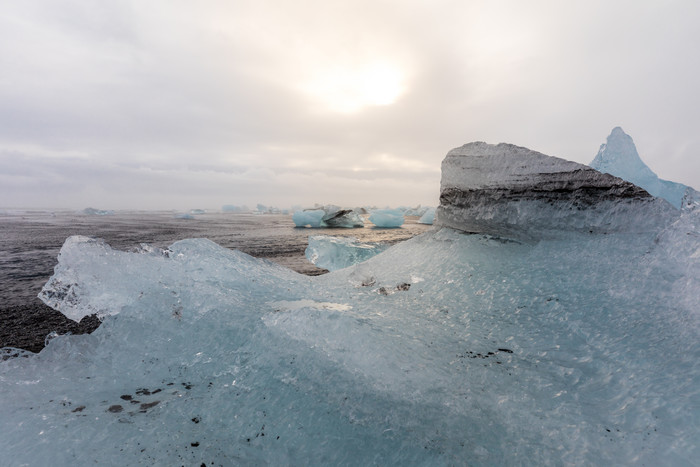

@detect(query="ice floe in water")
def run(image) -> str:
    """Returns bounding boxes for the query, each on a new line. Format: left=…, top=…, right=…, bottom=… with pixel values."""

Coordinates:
left=305, top=235, right=389, bottom=271
left=1, top=141, right=698, bottom=465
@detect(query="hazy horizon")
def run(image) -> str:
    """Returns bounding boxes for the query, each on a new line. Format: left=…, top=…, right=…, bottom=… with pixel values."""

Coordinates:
left=2, top=1, right=699, bottom=210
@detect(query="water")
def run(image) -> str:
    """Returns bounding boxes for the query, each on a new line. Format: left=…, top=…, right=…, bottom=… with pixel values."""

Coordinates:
left=0, top=209, right=430, bottom=308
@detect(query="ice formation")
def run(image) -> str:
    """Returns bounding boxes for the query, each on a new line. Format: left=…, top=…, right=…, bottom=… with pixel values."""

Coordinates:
left=293, top=206, right=364, bottom=228
left=292, top=209, right=326, bottom=227
left=369, top=208, right=404, bottom=227
left=403, top=205, right=430, bottom=217
left=82, top=207, right=114, bottom=216
left=1, top=141, right=698, bottom=465
left=436, top=142, right=677, bottom=241
left=590, top=127, right=695, bottom=209
left=418, top=206, right=436, bottom=224
left=305, top=235, right=388, bottom=271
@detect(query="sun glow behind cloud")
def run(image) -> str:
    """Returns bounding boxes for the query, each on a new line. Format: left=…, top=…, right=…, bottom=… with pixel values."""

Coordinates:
left=303, top=62, right=406, bottom=113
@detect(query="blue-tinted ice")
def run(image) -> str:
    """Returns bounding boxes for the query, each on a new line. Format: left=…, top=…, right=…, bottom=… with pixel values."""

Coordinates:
left=0, top=203, right=697, bottom=465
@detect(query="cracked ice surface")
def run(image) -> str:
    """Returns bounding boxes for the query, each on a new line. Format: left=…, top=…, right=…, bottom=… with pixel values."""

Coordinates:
left=0, top=205, right=697, bottom=465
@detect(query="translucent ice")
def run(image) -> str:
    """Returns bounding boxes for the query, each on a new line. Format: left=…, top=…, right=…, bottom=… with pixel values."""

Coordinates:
left=82, top=207, right=114, bottom=216
left=292, top=209, right=326, bottom=227
left=305, top=235, right=388, bottom=271
left=0, top=217, right=694, bottom=465
left=369, top=208, right=404, bottom=228
left=590, top=127, right=694, bottom=209
left=418, top=207, right=436, bottom=224
left=293, top=206, right=364, bottom=228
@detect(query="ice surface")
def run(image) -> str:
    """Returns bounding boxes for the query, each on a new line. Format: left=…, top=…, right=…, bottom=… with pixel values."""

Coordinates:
left=0, top=216, right=695, bottom=465
left=590, top=127, right=693, bottom=209
left=369, top=208, right=404, bottom=227
left=418, top=207, right=436, bottom=224
left=305, top=235, right=388, bottom=271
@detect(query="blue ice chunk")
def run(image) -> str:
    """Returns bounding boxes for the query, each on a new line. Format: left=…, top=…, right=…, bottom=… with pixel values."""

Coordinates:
left=369, top=208, right=404, bottom=228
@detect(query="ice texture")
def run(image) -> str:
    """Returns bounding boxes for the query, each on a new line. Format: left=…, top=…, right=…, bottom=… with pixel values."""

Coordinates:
left=305, top=235, right=388, bottom=271
left=418, top=206, right=436, bottom=224
left=437, top=141, right=678, bottom=241
left=1, top=142, right=698, bottom=465
left=590, top=127, right=695, bottom=209
left=369, top=208, right=404, bottom=227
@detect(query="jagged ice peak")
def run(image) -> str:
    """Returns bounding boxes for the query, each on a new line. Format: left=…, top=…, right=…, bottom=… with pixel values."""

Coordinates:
left=590, top=127, right=693, bottom=209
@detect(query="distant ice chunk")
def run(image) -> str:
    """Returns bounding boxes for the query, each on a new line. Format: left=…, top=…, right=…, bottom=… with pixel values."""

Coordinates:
left=189, top=209, right=206, bottom=215
left=293, top=209, right=326, bottom=227
left=590, top=127, right=694, bottom=209
left=369, top=209, right=404, bottom=228
left=222, top=204, right=248, bottom=212
left=174, top=213, right=194, bottom=219
left=322, top=209, right=364, bottom=228
left=305, top=235, right=388, bottom=271
left=403, top=205, right=430, bottom=217
left=418, top=207, right=436, bottom=225
left=82, top=207, right=114, bottom=216
left=293, top=206, right=365, bottom=228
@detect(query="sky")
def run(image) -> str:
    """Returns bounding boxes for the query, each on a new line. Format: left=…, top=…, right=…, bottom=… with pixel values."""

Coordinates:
left=1, top=0, right=699, bottom=211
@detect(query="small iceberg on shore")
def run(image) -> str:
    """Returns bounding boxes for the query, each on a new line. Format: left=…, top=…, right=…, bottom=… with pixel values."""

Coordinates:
left=369, top=208, right=404, bottom=227
left=305, top=235, right=388, bottom=271
left=418, top=207, right=436, bottom=224
left=293, top=205, right=364, bottom=228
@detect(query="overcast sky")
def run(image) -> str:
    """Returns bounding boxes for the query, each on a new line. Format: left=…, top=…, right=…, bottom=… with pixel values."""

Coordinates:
left=1, top=0, right=699, bottom=210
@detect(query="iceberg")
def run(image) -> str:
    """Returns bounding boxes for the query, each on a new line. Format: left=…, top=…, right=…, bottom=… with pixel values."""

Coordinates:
left=305, top=235, right=389, bottom=271
left=437, top=141, right=677, bottom=241
left=321, top=208, right=364, bottom=228
left=418, top=206, right=436, bottom=224
left=292, top=209, right=326, bottom=227
left=1, top=141, right=697, bottom=465
left=590, top=127, right=696, bottom=209
left=82, top=207, right=114, bottom=216
left=293, top=206, right=365, bottom=228
left=369, top=208, right=404, bottom=228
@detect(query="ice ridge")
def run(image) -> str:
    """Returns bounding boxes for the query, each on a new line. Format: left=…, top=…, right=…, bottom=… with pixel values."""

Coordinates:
left=436, top=141, right=677, bottom=241
left=590, top=127, right=694, bottom=209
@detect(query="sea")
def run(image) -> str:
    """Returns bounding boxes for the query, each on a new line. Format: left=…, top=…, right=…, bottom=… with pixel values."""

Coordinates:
left=0, top=209, right=430, bottom=309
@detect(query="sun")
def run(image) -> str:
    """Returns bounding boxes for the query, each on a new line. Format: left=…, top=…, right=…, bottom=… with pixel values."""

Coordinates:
left=304, top=62, right=406, bottom=113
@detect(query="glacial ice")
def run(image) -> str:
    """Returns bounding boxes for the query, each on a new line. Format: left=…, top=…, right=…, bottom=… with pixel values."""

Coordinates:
left=292, top=209, right=326, bottom=227
left=1, top=141, right=698, bottom=465
left=369, top=208, right=404, bottom=228
left=590, top=127, right=695, bottom=209
left=437, top=142, right=677, bottom=241
left=293, top=206, right=365, bottom=228
left=305, top=235, right=388, bottom=271
left=418, top=207, right=436, bottom=224
left=82, top=207, right=114, bottom=216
